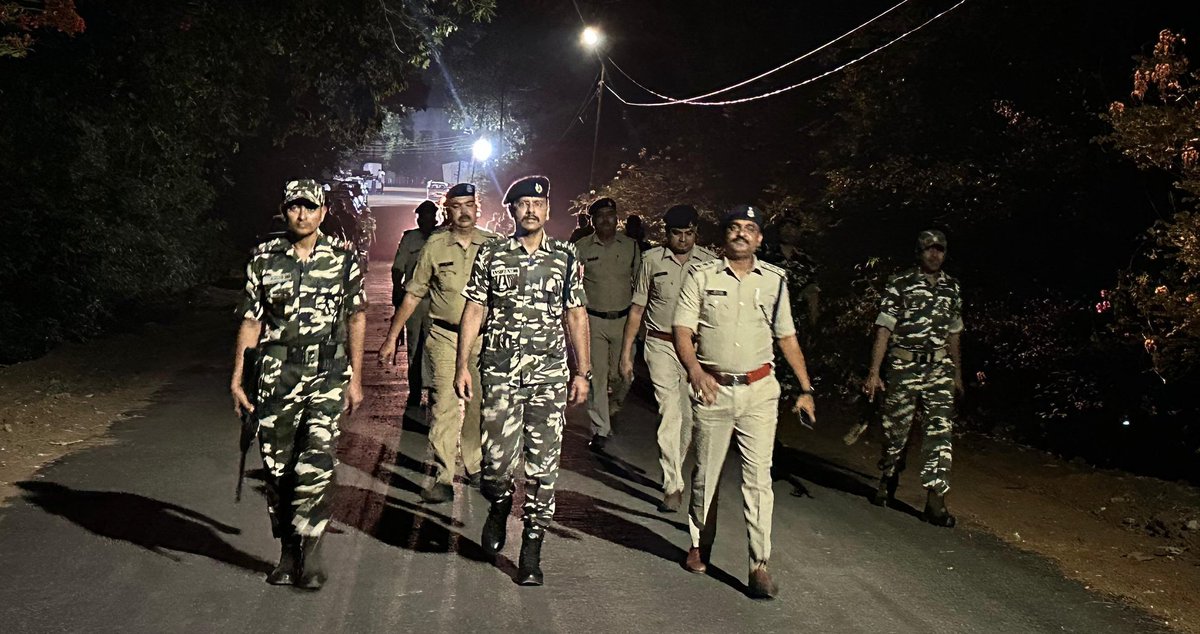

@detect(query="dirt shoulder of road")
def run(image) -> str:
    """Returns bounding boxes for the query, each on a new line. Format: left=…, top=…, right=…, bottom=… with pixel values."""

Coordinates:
left=0, top=287, right=238, bottom=505
left=780, top=409, right=1200, bottom=633
left=3, top=295, right=1200, bottom=631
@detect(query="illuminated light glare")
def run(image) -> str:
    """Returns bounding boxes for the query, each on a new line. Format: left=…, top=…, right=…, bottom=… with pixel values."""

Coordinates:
left=1122, top=419, right=1131, bottom=427
left=472, top=138, right=493, bottom=161
left=581, top=26, right=602, bottom=49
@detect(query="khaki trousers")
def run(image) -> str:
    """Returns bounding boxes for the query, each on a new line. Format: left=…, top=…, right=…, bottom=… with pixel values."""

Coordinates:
left=587, top=313, right=631, bottom=437
left=425, top=324, right=482, bottom=484
left=644, top=336, right=693, bottom=495
left=688, top=374, right=780, bottom=568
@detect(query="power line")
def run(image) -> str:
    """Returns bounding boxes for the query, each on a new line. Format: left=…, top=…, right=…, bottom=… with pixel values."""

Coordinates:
left=605, top=0, right=912, bottom=105
left=605, top=0, right=969, bottom=108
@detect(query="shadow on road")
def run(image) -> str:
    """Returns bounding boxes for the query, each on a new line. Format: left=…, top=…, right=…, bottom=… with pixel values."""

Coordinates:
left=334, top=482, right=492, bottom=564
left=16, top=481, right=273, bottom=574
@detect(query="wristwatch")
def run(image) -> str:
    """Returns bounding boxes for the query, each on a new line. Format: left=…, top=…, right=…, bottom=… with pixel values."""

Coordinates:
left=800, top=386, right=816, bottom=396
left=575, top=370, right=593, bottom=381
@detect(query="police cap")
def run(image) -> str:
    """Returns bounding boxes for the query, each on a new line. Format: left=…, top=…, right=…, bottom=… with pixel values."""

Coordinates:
left=415, top=200, right=439, bottom=216
left=663, top=204, right=699, bottom=229
left=588, top=197, right=617, bottom=215
left=503, top=175, right=550, bottom=205
left=446, top=182, right=476, bottom=198
left=721, top=204, right=763, bottom=229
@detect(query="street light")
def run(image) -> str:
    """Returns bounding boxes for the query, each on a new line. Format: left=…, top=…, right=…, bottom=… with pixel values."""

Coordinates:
left=582, top=26, right=605, bottom=190
left=472, top=137, right=493, bottom=162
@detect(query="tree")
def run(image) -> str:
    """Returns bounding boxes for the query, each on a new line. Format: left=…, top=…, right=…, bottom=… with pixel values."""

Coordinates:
left=0, top=0, right=84, bottom=58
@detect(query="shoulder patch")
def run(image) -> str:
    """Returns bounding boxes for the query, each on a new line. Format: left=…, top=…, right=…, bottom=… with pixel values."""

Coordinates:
left=252, top=237, right=288, bottom=256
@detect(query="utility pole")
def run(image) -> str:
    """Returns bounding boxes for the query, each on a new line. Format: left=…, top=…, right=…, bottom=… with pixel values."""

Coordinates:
left=588, top=63, right=605, bottom=191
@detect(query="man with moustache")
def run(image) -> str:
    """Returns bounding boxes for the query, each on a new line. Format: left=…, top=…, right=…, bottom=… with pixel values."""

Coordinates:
left=379, top=183, right=498, bottom=503
left=863, top=229, right=964, bottom=527
left=456, top=176, right=591, bottom=586
left=618, top=204, right=717, bottom=512
left=673, top=204, right=816, bottom=600
left=574, top=197, right=640, bottom=452
left=391, top=200, right=440, bottom=403
left=230, top=179, right=367, bottom=590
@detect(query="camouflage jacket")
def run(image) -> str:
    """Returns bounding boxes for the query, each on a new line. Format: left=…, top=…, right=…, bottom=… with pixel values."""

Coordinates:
left=462, top=235, right=587, bottom=386
left=759, top=243, right=819, bottom=299
left=239, top=231, right=368, bottom=346
left=874, top=267, right=963, bottom=352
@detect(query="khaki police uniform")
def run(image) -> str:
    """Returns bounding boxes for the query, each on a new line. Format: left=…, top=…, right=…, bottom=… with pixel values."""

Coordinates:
left=405, top=226, right=498, bottom=485
left=392, top=228, right=433, bottom=397
left=575, top=232, right=640, bottom=438
left=631, top=244, right=717, bottom=495
left=462, top=235, right=587, bottom=534
left=674, top=257, right=794, bottom=568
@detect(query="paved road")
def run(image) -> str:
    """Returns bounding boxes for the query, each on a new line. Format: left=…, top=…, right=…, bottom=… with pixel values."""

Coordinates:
left=0, top=268, right=1167, bottom=633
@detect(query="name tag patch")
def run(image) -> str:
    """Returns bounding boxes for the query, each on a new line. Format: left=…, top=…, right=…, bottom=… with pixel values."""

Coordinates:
left=705, top=289, right=728, bottom=296
left=263, top=273, right=291, bottom=285
left=652, top=271, right=669, bottom=278
left=586, top=256, right=600, bottom=262
left=438, top=261, right=454, bottom=267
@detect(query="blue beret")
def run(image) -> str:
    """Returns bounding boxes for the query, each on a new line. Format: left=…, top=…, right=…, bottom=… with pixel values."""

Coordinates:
left=446, top=182, right=476, bottom=198
left=415, top=200, right=438, bottom=215
left=588, top=197, right=617, bottom=214
left=503, top=175, right=550, bottom=205
left=663, top=204, right=698, bottom=228
left=721, top=204, right=763, bottom=228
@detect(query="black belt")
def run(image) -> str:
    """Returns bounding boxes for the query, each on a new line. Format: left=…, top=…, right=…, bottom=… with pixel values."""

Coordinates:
left=587, top=307, right=631, bottom=319
left=431, top=318, right=460, bottom=333
left=261, top=342, right=345, bottom=369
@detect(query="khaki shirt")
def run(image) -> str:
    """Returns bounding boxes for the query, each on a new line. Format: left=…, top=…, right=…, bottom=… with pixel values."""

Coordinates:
left=631, top=245, right=718, bottom=333
left=462, top=236, right=587, bottom=386
left=674, top=257, right=795, bottom=373
left=405, top=227, right=498, bottom=325
left=575, top=233, right=640, bottom=312
left=391, top=229, right=430, bottom=307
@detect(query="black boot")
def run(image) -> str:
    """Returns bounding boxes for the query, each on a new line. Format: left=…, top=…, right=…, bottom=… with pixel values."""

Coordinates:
left=296, top=535, right=328, bottom=590
left=872, top=473, right=898, bottom=507
left=482, top=497, right=512, bottom=557
left=517, top=530, right=544, bottom=586
left=923, top=489, right=957, bottom=528
left=266, top=535, right=299, bottom=586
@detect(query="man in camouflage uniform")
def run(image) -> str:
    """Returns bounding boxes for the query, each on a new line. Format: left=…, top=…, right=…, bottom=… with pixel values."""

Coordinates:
left=391, top=200, right=439, bottom=403
left=618, top=204, right=716, bottom=512
left=674, top=204, right=816, bottom=600
left=863, top=229, right=964, bottom=528
left=379, top=183, right=497, bottom=503
left=230, top=179, right=367, bottom=590
left=760, top=215, right=820, bottom=400
left=575, top=197, right=640, bottom=451
left=456, top=175, right=591, bottom=587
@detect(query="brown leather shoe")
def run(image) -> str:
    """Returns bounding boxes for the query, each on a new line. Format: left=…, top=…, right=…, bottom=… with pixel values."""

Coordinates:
left=657, top=490, right=683, bottom=513
left=748, top=565, right=778, bottom=600
left=684, top=547, right=707, bottom=574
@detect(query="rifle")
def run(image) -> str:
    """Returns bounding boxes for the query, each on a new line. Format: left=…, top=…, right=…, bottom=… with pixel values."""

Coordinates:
left=236, top=346, right=261, bottom=502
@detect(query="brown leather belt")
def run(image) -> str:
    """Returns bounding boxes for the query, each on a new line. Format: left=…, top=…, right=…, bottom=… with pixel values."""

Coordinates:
left=889, top=347, right=948, bottom=364
left=648, top=330, right=673, bottom=342
left=703, top=363, right=772, bottom=386
left=587, top=306, right=631, bottom=319
left=431, top=318, right=460, bottom=333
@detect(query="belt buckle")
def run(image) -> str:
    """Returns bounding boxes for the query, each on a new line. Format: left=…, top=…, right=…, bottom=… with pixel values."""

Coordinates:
left=730, top=374, right=749, bottom=386
left=914, top=352, right=931, bottom=364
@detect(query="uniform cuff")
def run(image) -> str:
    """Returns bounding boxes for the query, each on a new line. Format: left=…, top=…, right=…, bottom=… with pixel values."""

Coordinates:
left=874, top=313, right=898, bottom=331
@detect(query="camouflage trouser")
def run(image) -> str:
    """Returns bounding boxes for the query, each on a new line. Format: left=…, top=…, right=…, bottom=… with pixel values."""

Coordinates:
left=479, top=381, right=568, bottom=537
left=587, top=314, right=631, bottom=437
left=426, top=324, right=482, bottom=485
left=256, top=351, right=348, bottom=539
left=689, top=375, right=780, bottom=568
left=878, top=356, right=955, bottom=494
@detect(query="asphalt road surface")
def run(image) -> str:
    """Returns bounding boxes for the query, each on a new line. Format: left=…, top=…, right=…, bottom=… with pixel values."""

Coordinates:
left=0, top=267, right=1168, bottom=634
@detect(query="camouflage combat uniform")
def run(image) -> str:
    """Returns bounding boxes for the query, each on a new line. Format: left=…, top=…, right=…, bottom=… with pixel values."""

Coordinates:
left=240, top=231, right=367, bottom=539
left=462, top=235, right=586, bottom=536
left=874, top=268, right=963, bottom=495
left=392, top=227, right=433, bottom=397
left=759, top=243, right=819, bottom=399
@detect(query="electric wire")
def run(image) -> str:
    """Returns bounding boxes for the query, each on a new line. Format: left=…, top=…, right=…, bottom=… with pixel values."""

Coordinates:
left=605, top=0, right=969, bottom=107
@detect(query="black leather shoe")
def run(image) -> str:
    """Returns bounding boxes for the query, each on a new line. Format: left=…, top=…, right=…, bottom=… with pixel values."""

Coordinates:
left=266, top=536, right=299, bottom=586
left=872, top=473, right=899, bottom=507
left=482, top=497, right=512, bottom=557
left=295, top=536, right=327, bottom=591
left=922, top=490, right=957, bottom=528
left=420, top=482, right=454, bottom=504
left=588, top=434, right=608, bottom=453
left=517, top=533, right=544, bottom=586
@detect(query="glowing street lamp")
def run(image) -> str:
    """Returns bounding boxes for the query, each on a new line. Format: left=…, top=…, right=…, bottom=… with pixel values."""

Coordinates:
left=581, top=26, right=606, bottom=189
left=581, top=26, right=602, bottom=49
left=472, top=137, right=493, bottom=162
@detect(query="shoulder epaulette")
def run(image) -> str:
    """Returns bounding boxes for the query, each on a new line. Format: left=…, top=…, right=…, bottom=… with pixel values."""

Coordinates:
left=692, top=258, right=723, bottom=272
left=252, top=236, right=288, bottom=256
left=759, top=260, right=787, bottom=278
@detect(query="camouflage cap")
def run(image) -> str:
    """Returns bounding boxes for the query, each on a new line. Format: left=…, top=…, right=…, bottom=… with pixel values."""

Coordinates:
left=281, top=179, right=324, bottom=209
left=917, top=229, right=948, bottom=250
